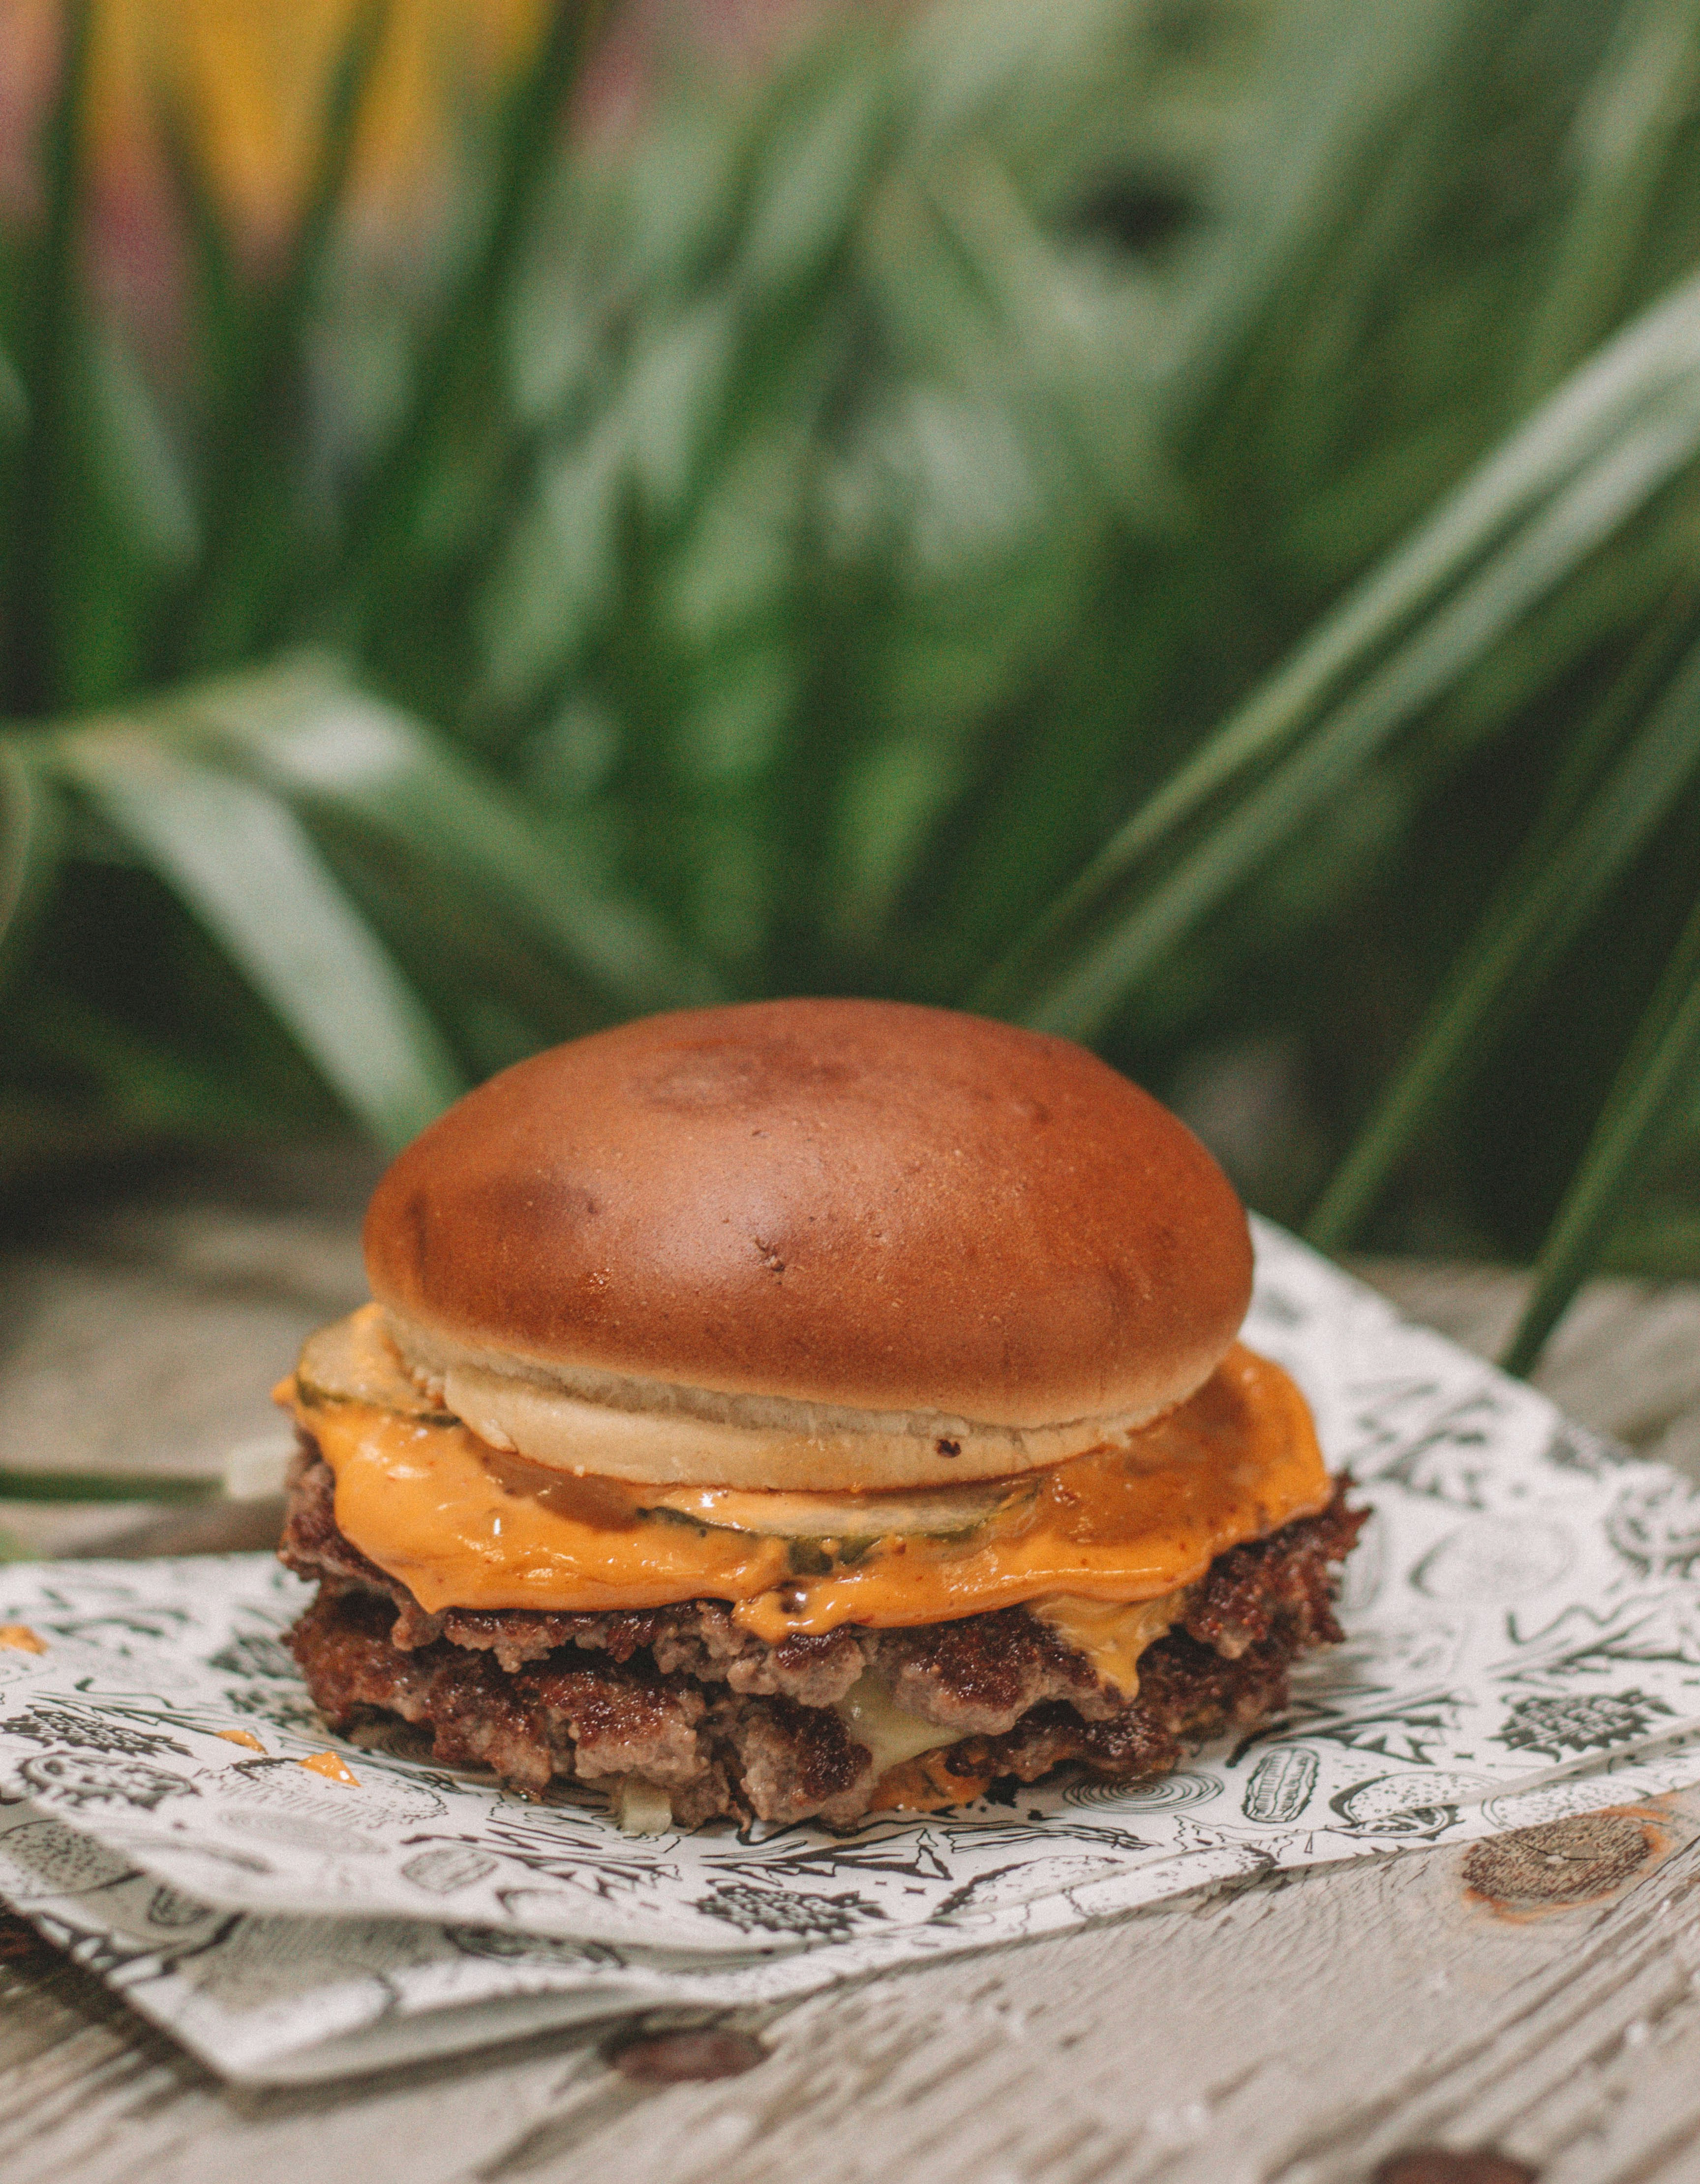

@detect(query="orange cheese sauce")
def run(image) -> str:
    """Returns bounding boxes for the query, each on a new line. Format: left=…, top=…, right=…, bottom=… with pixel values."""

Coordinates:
left=300, top=1405, right=793, bottom=1616
left=288, top=1342, right=1329, bottom=1640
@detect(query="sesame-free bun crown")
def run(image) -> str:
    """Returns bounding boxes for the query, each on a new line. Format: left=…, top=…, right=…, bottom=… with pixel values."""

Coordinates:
left=362, top=1000, right=1253, bottom=1488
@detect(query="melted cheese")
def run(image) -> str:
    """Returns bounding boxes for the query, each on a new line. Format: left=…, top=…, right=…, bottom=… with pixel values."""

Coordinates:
left=870, top=1751, right=993, bottom=1813
left=288, top=1341, right=1329, bottom=1638
left=299, top=1751, right=360, bottom=1785
left=1029, top=1589, right=1190, bottom=1699
left=835, top=1671, right=953, bottom=1775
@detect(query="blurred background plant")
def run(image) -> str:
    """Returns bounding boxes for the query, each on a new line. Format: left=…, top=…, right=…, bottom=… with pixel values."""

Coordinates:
left=3, top=0, right=1700, bottom=1392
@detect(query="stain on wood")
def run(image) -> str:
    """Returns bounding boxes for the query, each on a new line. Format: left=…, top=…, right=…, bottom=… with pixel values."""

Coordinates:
left=1373, top=2152, right=1539, bottom=2184
left=606, top=2027, right=766, bottom=2083
left=0, top=1912, right=50, bottom=1968
left=1462, top=1810, right=1664, bottom=1916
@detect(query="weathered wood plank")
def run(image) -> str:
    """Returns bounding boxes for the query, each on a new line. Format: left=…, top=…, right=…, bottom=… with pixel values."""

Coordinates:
left=0, top=1156, right=371, bottom=1556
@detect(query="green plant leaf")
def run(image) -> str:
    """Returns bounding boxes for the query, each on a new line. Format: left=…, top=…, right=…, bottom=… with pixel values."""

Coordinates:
left=1515, top=0, right=1700, bottom=407
left=923, top=147, right=1172, bottom=523
left=0, top=1468, right=216, bottom=1506
left=3, top=0, right=92, bottom=715
left=1503, top=885, right=1700, bottom=1374
left=1005, top=372, right=1700, bottom=1039
left=1163, top=0, right=1483, bottom=423
left=0, top=341, right=23, bottom=445
left=978, top=264, right=1700, bottom=1024
left=153, top=95, right=246, bottom=397
left=1603, top=1207, right=1700, bottom=1276
left=1307, top=614, right=1700, bottom=1250
left=2, top=7, right=202, bottom=714
left=279, top=1, right=392, bottom=320
left=0, top=745, right=62, bottom=986
left=337, top=2, right=607, bottom=620
left=183, top=654, right=721, bottom=1014
left=40, top=316, right=206, bottom=712
left=739, top=38, right=889, bottom=302
left=176, top=2, right=390, bottom=672
left=84, top=321, right=201, bottom=578
left=13, top=981, right=304, bottom=1141
left=48, top=721, right=465, bottom=1148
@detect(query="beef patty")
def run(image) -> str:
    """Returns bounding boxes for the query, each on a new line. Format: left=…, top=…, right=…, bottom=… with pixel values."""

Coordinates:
left=281, top=1449, right=1363, bottom=1827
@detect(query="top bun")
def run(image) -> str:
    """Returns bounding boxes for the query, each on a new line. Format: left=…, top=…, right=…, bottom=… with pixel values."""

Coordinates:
left=362, top=1000, right=1253, bottom=1489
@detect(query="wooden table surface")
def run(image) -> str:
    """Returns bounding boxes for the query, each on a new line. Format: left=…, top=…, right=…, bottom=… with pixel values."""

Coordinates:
left=5, top=1157, right=1700, bottom=2184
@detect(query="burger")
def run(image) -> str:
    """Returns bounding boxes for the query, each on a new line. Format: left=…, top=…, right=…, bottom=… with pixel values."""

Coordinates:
left=277, top=999, right=1361, bottom=1830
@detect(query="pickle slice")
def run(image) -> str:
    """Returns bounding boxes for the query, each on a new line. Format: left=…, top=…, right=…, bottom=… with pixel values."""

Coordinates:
left=295, top=1306, right=453, bottom=1421
left=297, top=1308, right=1037, bottom=1547
left=634, top=1475, right=1037, bottom=1541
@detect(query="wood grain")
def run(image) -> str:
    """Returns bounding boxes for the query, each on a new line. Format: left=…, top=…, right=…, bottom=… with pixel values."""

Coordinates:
left=0, top=1151, right=373, bottom=1558
left=1359, top=1260, right=1700, bottom=1484
left=4, top=1163, right=1700, bottom=2181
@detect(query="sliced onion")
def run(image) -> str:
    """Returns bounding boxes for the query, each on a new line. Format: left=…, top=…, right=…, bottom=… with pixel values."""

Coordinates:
left=835, top=1671, right=951, bottom=1773
left=612, top=1778, right=674, bottom=1834
left=297, top=1309, right=1037, bottom=1543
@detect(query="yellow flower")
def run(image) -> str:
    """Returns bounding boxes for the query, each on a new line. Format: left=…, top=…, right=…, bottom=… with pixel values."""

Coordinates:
left=5, top=0, right=553, bottom=250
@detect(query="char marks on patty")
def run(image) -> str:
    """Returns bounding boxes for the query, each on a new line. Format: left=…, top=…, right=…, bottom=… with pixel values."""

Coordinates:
left=280, top=1440, right=1362, bottom=1825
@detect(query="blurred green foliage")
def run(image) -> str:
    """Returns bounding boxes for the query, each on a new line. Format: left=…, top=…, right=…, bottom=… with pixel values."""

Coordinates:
left=4, top=0, right=1700, bottom=1380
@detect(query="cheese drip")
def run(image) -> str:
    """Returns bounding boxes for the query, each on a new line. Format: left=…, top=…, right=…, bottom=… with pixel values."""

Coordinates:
left=1030, top=1590, right=1191, bottom=1699
left=285, top=1333, right=1330, bottom=1639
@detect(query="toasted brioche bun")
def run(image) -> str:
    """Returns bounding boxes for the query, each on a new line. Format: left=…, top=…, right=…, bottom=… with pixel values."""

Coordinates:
left=363, top=999, right=1252, bottom=1490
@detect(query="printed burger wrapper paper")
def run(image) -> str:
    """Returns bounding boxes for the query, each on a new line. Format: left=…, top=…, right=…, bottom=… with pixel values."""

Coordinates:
left=6, top=1221, right=1700, bottom=2084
